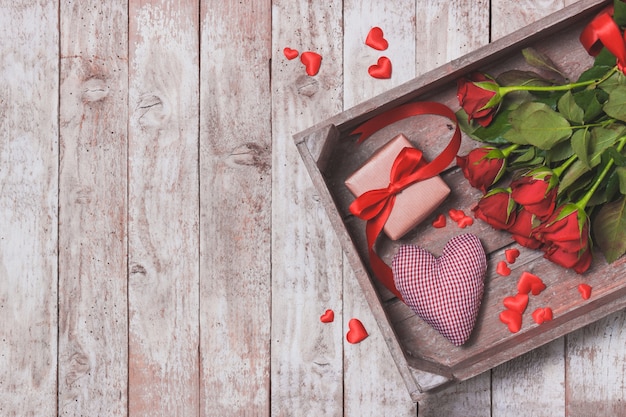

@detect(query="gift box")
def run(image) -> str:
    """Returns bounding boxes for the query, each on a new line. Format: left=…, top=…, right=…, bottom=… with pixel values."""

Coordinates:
left=344, top=134, right=450, bottom=240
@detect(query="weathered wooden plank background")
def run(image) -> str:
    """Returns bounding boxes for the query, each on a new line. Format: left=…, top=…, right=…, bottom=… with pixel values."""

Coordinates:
left=1, top=0, right=625, bottom=416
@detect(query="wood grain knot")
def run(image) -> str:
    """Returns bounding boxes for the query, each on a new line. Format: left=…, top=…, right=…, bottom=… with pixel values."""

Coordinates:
left=296, top=75, right=319, bottom=97
left=226, top=142, right=270, bottom=171
left=130, top=263, right=147, bottom=275
left=81, top=78, right=109, bottom=102
left=136, top=93, right=169, bottom=128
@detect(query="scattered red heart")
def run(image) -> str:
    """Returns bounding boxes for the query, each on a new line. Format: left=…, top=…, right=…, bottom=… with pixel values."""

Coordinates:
left=531, top=307, right=553, bottom=324
left=496, top=260, right=511, bottom=276
left=448, top=208, right=466, bottom=222
left=432, top=213, right=446, bottom=228
left=301, top=51, right=322, bottom=76
left=346, top=318, right=369, bottom=344
left=457, top=215, right=474, bottom=228
left=503, top=292, right=529, bottom=314
left=368, top=56, right=392, bottom=79
left=505, top=248, right=520, bottom=264
left=499, top=309, right=522, bottom=333
left=283, top=47, right=299, bottom=60
left=578, top=283, right=592, bottom=300
left=365, top=26, right=389, bottom=51
left=320, top=309, right=334, bottom=323
left=517, top=271, right=546, bottom=295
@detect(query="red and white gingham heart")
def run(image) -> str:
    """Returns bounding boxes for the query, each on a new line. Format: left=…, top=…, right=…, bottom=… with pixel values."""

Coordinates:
left=391, top=233, right=487, bottom=346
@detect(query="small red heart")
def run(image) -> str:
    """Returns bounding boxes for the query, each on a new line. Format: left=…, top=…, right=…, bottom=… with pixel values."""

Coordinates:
left=517, top=271, right=546, bottom=295
left=365, top=26, right=388, bottom=51
left=505, top=248, right=521, bottom=264
left=368, top=56, right=392, bottom=79
left=503, top=293, right=529, bottom=314
left=346, top=318, right=368, bottom=344
left=496, top=260, right=511, bottom=276
left=301, top=51, right=322, bottom=76
left=578, top=283, right=592, bottom=300
left=531, top=307, right=553, bottom=324
left=320, top=309, right=334, bottom=323
left=448, top=208, right=466, bottom=222
left=499, top=309, right=522, bottom=333
left=457, top=216, right=474, bottom=228
left=432, top=213, right=446, bottom=228
left=283, top=47, right=299, bottom=60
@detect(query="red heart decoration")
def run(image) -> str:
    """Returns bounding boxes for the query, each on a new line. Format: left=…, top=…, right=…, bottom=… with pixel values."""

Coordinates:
left=448, top=208, right=466, bottom=222
left=368, top=56, right=392, bottom=79
left=457, top=216, right=474, bottom=228
left=346, top=318, right=368, bottom=344
left=392, top=234, right=487, bottom=346
left=432, top=213, right=446, bottom=228
left=517, top=271, right=546, bottom=295
left=503, top=293, right=529, bottom=314
left=531, top=307, right=553, bottom=324
left=300, top=51, right=322, bottom=76
left=505, top=248, right=521, bottom=264
left=283, top=47, right=299, bottom=60
left=578, top=283, right=592, bottom=300
left=320, top=309, right=334, bottom=323
left=365, top=26, right=389, bottom=51
left=499, top=309, right=523, bottom=333
left=496, top=260, right=511, bottom=276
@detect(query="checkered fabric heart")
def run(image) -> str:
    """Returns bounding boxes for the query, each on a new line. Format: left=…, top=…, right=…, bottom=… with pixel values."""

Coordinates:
left=391, top=233, right=487, bottom=346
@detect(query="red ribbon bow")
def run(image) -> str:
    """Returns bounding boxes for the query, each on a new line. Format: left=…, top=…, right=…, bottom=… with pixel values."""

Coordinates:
left=349, top=101, right=461, bottom=299
left=580, top=4, right=626, bottom=72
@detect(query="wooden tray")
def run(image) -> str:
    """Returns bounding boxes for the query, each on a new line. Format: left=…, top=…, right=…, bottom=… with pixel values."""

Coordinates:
left=294, top=0, right=626, bottom=402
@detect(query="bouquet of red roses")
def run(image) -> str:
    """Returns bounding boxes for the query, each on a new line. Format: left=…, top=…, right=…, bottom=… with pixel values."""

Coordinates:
left=455, top=0, right=626, bottom=274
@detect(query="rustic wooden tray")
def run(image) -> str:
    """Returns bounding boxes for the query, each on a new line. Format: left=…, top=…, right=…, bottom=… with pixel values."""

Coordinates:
left=294, top=0, right=625, bottom=402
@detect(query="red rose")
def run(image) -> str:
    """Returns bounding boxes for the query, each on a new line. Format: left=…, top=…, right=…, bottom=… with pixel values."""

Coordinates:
left=507, top=207, right=543, bottom=249
left=534, top=204, right=590, bottom=253
left=472, top=188, right=517, bottom=230
left=533, top=204, right=592, bottom=273
left=543, top=245, right=592, bottom=274
left=510, top=169, right=558, bottom=220
left=457, top=72, right=501, bottom=127
left=456, top=147, right=507, bottom=193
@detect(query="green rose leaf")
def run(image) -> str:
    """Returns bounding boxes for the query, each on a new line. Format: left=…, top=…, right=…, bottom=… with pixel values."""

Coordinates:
left=603, top=85, right=626, bottom=122
left=521, top=47, right=565, bottom=78
left=504, top=101, right=572, bottom=150
left=571, top=129, right=591, bottom=170
left=457, top=108, right=512, bottom=145
left=558, top=91, right=584, bottom=124
left=593, top=196, right=626, bottom=263
left=616, top=166, right=626, bottom=195
left=614, top=0, right=626, bottom=27
left=574, top=89, right=606, bottom=122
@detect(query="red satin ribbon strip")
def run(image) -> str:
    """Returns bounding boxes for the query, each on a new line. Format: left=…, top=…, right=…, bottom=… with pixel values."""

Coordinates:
left=580, top=5, right=626, bottom=71
left=349, top=102, right=461, bottom=300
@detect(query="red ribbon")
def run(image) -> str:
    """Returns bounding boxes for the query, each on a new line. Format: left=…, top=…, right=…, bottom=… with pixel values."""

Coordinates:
left=349, top=102, right=461, bottom=300
left=580, top=5, right=626, bottom=71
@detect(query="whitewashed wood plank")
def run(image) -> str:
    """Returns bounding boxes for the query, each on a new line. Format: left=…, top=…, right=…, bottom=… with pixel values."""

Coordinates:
left=57, top=1, right=129, bottom=414
left=270, top=1, right=346, bottom=415
left=492, top=340, right=566, bottom=416
left=0, top=2, right=58, bottom=416
left=416, top=375, right=491, bottom=417
left=566, top=311, right=626, bottom=414
left=491, top=0, right=580, bottom=40
left=415, top=0, right=490, bottom=74
left=199, top=1, right=272, bottom=415
left=342, top=1, right=418, bottom=414
left=128, top=1, right=200, bottom=415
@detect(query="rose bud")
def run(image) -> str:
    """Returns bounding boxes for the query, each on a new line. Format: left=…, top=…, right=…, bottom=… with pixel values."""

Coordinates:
left=457, top=72, right=502, bottom=127
left=456, top=147, right=507, bottom=193
left=534, top=203, right=590, bottom=254
left=507, top=207, right=543, bottom=250
left=472, top=188, right=517, bottom=230
left=510, top=167, right=558, bottom=220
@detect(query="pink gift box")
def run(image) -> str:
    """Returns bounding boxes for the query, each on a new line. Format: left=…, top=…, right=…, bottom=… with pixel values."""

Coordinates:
left=345, top=134, right=451, bottom=240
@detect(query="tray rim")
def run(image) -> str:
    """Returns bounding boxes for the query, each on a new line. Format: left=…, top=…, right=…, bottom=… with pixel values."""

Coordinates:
left=294, top=0, right=614, bottom=402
